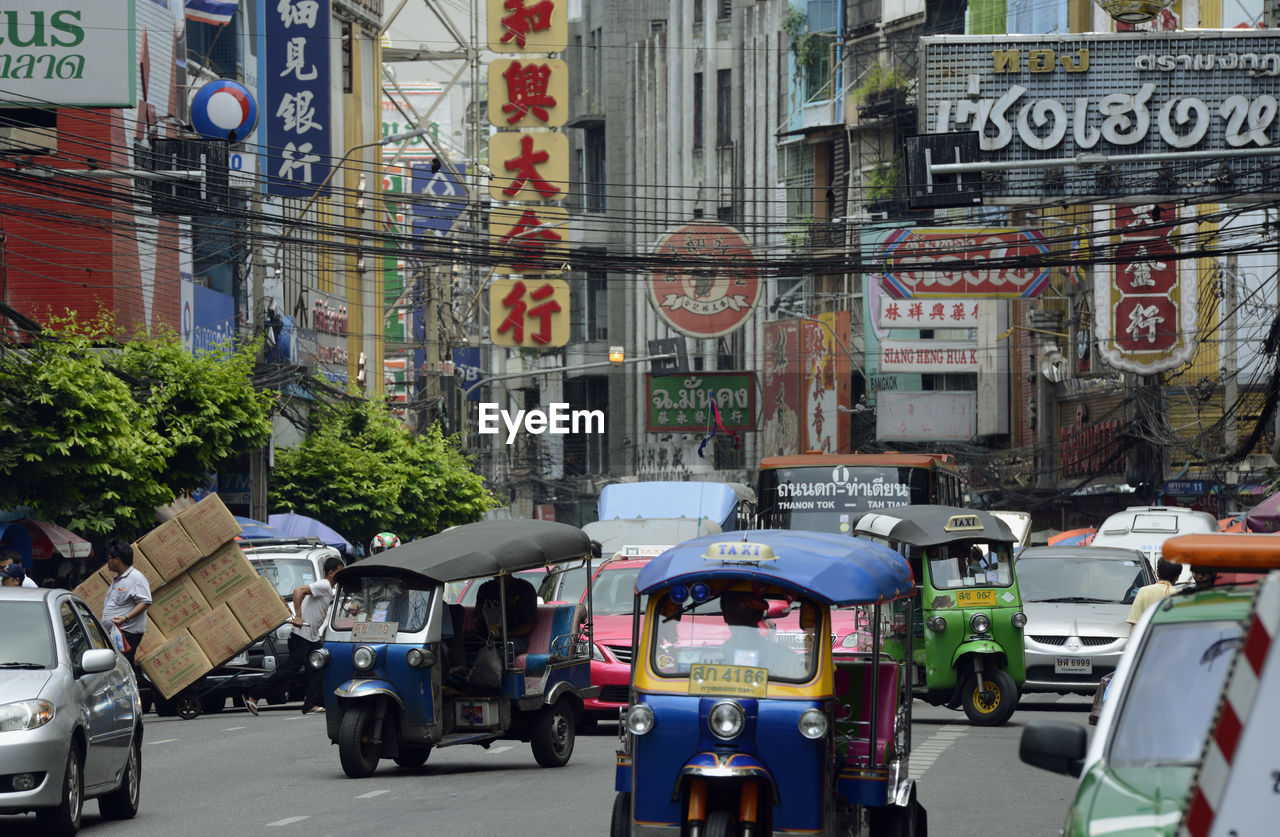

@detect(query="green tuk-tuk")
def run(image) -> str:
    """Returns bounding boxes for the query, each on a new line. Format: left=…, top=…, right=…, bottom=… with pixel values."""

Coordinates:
left=854, top=505, right=1026, bottom=725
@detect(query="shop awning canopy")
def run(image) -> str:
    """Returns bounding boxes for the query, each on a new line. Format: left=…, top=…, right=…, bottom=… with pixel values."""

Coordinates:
left=18, top=518, right=92, bottom=560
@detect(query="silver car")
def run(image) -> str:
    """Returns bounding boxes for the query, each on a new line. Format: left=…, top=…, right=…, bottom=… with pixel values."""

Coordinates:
left=1016, top=546, right=1155, bottom=694
left=0, top=587, right=142, bottom=834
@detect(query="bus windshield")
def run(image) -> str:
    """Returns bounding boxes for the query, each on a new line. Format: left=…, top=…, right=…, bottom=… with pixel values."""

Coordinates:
left=758, top=465, right=932, bottom=534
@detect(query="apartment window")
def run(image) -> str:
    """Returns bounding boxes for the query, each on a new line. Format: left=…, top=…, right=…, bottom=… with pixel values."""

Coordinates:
left=584, top=126, right=606, bottom=212
left=716, top=69, right=732, bottom=147
left=694, top=0, right=704, bottom=25
left=718, top=0, right=732, bottom=20
left=564, top=378, right=609, bottom=476
left=187, top=18, right=239, bottom=78
left=570, top=265, right=609, bottom=341
left=341, top=22, right=353, bottom=94
left=693, top=73, right=704, bottom=150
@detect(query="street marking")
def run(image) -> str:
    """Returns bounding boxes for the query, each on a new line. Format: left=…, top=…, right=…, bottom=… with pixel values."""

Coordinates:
left=356, top=790, right=390, bottom=799
left=488, top=745, right=513, bottom=754
left=221, top=726, right=246, bottom=731
left=267, top=816, right=310, bottom=827
left=146, top=738, right=177, bottom=745
left=909, top=724, right=967, bottom=780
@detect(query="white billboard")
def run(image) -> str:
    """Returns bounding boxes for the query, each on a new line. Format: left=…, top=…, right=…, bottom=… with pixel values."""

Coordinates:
left=0, top=1, right=136, bottom=107
left=877, top=392, right=977, bottom=442
left=878, top=340, right=979, bottom=373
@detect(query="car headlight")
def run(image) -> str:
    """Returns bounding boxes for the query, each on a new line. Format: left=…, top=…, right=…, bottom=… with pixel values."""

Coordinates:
left=840, top=633, right=860, bottom=648
left=308, top=648, right=330, bottom=670
left=352, top=645, right=377, bottom=671
left=626, top=703, right=655, bottom=735
left=0, top=699, right=54, bottom=732
left=406, top=648, right=436, bottom=668
left=970, top=613, right=991, bottom=634
left=591, top=643, right=606, bottom=662
left=797, top=708, right=828, bottom=740
left=1011, top=611, right=1027, bottom=628
left=926, top=616, right=947, bottom=633
left=708, top=700, right=745, bottom=740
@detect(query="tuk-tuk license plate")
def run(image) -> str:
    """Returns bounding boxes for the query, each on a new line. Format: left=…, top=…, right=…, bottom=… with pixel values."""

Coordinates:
left=688, top=664, right=768, bottom=698
left=351, top=620, right=399, bottom=642
left=1055, top=657, right=1092, bottom=675
left=955, top=589, right=997, bottom=608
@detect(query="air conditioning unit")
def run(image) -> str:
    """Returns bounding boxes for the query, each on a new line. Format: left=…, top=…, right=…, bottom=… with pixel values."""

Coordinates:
left=1246, top=453, right=1274, bottom=471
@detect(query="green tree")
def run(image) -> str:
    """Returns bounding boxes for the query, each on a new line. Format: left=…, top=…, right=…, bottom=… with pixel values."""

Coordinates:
left=270, top=396, right=494, bottom=547
left=0, top=318, right=273, bottom=538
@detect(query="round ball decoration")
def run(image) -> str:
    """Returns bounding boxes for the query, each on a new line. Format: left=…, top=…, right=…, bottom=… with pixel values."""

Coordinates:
left=1092, top=0, right=1176, bottom=23
left=648, top=223, right=761, bottom=338
left=190, top=80, right=259, bottom=142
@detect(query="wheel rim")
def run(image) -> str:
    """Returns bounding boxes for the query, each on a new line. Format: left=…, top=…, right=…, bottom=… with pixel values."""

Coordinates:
left=551, top=709, right=570, bottom=756
left=971, top=679, right=1001, bottom=714
left=67, top=752, right=81, bottom=821
left=126, top=742, right=140, bottom=805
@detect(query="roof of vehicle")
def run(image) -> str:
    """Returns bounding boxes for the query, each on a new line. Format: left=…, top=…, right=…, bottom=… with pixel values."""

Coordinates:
left=597, top=482, right=743, bottom=525
left=0, top=586, right=58, bottom=602
left=759, top=452, right=957, bottom=469
left=1016, top=545, right=1147, bottom=562
left=1146, top=582, right=1260, bottom=625
left=853, top=504, right=1016, bottom=546
left=635, top=529, right=914, bottom=605
left=583, top=518, right=721, bottom=555
left=338, top=519, right=592, bottom=584
left=1093, top=506, right=1219, bottom=538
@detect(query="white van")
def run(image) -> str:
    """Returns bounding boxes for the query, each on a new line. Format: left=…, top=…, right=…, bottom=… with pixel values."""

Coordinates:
left=1088, top=506, right=1219, bottom=584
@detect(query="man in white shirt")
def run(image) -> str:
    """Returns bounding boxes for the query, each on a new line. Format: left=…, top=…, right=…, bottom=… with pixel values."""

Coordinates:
left=246, top=556, right=342, bottom=716
left=100, top=539, right=152, bottom=669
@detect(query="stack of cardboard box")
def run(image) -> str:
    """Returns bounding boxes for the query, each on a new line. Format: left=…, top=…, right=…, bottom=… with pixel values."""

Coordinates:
left=76, top=495, right=290, bottom=699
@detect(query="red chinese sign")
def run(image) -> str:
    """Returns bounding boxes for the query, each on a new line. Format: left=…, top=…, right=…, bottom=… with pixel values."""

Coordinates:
left=489, top=278, right=570, bottom=347
left=488, top=59, right=568, bottom=128
left=878, top=228, right=1052, bottom=298
left=487, top=132, right=568, bottom=203
left=759, top=314, right=851, bottom=456
left=1096, top=203, right=1195, bottom=374
left=877, top=297, right=980, bottom=329
left=649, top=223, right=761, bottom=338
left=489, top=205, right=569, bottom=273
left=486, top=0, right=566, bottom=53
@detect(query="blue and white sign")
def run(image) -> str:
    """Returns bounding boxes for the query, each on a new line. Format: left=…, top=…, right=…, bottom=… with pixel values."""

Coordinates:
left=452, top=348, right=483, bottom=401
left=411, top=162, right=467, bottom=233
left=190, top=80, right=259, bottom=142
left=264, top=0, right=332, bottom=197
left=182, top=283, right=235, bottom=356
left=1163, top=480, right=1207, bottom=496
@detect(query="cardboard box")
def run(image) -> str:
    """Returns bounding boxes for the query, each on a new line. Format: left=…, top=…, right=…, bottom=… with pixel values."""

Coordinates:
left=140, top=629, right=213, bottom=699
left=226, top=577, right=291, bottom=641
left=73, top=572, right=110, bottom=618
left=188, top=541, right=258, bottom=605
left=177, top=493, right=242, bottom=556
left=135, top=623, right=168, bottom=660
left=148, top=575, right=212, bottom=636
left=187, top=603, right=252, bottom=667
left=134, top=517, right=203, bottom=582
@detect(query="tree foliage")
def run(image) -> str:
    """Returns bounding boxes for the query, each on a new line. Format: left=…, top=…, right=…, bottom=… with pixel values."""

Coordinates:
left=0, top=317, right=273, bottom=538
left=270, top=396, right=494, bottom=547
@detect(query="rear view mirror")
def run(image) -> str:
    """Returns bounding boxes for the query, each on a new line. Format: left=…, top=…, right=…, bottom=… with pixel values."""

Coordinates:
left=80, top=648, right=119, bottom=675
left=1020, top=721, right=1087, bottom=777
left=766, top=601, right=791, bottom=619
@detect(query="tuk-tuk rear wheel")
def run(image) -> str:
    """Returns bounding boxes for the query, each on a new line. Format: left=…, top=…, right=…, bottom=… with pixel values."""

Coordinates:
left=393, top=746, right=431, bottom=769
left=339, top=705, right=382, bottom=778
left=530, top=698, right=576, bottom=767
left=960, top=669, right=1017, bottom=726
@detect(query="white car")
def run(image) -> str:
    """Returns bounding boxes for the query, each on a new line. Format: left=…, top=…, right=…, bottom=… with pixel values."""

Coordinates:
left=0, top=587, right=142, bottom=835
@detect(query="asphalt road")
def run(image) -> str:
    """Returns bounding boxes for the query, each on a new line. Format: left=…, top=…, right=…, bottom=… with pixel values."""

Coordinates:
left=1, top=694, right=1089, bottom=837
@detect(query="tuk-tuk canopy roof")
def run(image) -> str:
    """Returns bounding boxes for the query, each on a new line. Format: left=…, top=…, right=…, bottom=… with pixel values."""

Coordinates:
left=337, top=520, right=592, bottom=585
left=635, top=530, right=914, bottom=605
left=854, top=505, right=1016, bottom=547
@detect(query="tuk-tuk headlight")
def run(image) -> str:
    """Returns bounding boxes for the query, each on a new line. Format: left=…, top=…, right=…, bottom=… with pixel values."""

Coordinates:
left=626, top=703, right=655, bottom=735
left=308, top=648, right=330, bottom=670
left=1011, top=611, right=1027, bottom=628
left=797, top=708, right=828, bottom=740
left=406, top=648, right=436, bottom=668
left=926, top=616, right=947, bottom=633
left=708, top=700, right=745, bottom=740
left=352, top=645, right=377, bottom=671
left=970, top=613, right=991, bottom=634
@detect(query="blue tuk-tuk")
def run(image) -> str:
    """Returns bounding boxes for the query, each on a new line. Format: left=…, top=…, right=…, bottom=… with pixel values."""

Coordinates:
left=613, top=530, right=927, bottom=836
left=310, top=520, right=598, bottom=778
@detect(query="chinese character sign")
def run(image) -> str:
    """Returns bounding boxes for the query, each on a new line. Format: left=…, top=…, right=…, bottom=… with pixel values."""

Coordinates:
left=877, top=296, right=981, bottom=330
left=487, top=0, right=566, bottom=53
left=646, top=373, right=756, bottom=433
left=488, top=132, right=569, bottom=203
left=489, top=278, right=570, bottom=347
left=1096, top=203, right=1195, bottom=374
left=265, top=0, right=332, bottom=197
left=879, top=228, right=1051, bottom=298
left=489, top=205, right=569, bottom=272
left=488, top=59, right=569, bottom=128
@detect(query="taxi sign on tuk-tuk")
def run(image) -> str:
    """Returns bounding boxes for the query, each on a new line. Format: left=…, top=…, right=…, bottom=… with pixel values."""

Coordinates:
left=703, top=541, right=776, bottom=561
left=944, top=514, right=984, bottom=532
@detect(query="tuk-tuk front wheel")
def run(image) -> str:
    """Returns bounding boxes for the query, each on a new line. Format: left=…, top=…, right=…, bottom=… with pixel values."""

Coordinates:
left=530, top=698, right=576, bottom=767
left=609, top=792, right=631, bottom=837
left=339, top=705, right=382, bottom=778
left=960, top=668, right=1018, bottom=726
left=704, top=809, right=737, bottom=837
left=393, top=746, right=431, bottom=769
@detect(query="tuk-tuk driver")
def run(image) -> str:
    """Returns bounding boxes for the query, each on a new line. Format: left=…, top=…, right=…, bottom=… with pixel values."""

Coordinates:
left=720, top=590, right=807, bottom=678
left=474, top=574, right=539, bottom=655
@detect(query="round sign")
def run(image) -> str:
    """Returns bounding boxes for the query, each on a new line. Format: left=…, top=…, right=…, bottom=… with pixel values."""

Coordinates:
left=190, top=80, right=258, bottom=142
left=648, top=223, right=760, bottom=338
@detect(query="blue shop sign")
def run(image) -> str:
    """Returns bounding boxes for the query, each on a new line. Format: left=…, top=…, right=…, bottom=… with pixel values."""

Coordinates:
left=1163, top=480, right=1207, bottom=495
left=265, top=0, right=332, bottom=197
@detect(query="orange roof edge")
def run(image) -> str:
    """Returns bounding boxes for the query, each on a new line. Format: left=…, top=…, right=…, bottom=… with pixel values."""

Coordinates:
left=1163, top=533, right=1280, bottom=570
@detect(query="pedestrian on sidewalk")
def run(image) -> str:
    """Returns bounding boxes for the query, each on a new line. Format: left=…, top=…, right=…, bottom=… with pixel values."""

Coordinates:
left=101, top=538, right=152, bottom=671
left=0, top=549, right=37, bottom=588
left=246, top=556, right=343, bottom=716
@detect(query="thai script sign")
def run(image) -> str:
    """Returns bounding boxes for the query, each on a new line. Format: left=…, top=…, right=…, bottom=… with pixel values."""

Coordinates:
left=878, top=340, right=979, bottom=373
left=265, top=0, right=332, bottom=197
left=1095, top=203, right=1195, bottom=374
left=0, top=0, right=135, bottom=107
left=877, top=297, right=981, bottom=329
left=921, top=31, right=1280, bottom=200
left=879, top=229, right=1051, bottom=298
left=649, top=224, right=761, bottom=338
left=646, top=373, right=755, bottom=433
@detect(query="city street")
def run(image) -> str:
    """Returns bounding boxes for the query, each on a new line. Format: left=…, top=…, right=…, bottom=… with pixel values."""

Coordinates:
left=0, top=694, right=1087, bottom=837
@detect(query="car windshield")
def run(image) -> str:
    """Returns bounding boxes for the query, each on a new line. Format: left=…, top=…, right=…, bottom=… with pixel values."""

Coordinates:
left=0, top=601, right=56, bottom=668
left=926, top=541, right=1014, bottom=589
left=1017, top=555, right=1150, bottom=604
left=250, top=557, right=318, bottom=597
left=591, top=565, right=645, bottom=615
left=1108, top=619, right=1243, bottom=767
left=457, top=569, right=545, bottom=605
left=330, top=575, right=434, bottom=634
left=650, top=589, right=818, bottom=683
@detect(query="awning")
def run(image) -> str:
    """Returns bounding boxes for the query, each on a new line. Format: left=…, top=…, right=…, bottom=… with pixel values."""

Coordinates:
left=19, top=518, right=93, bottom=560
